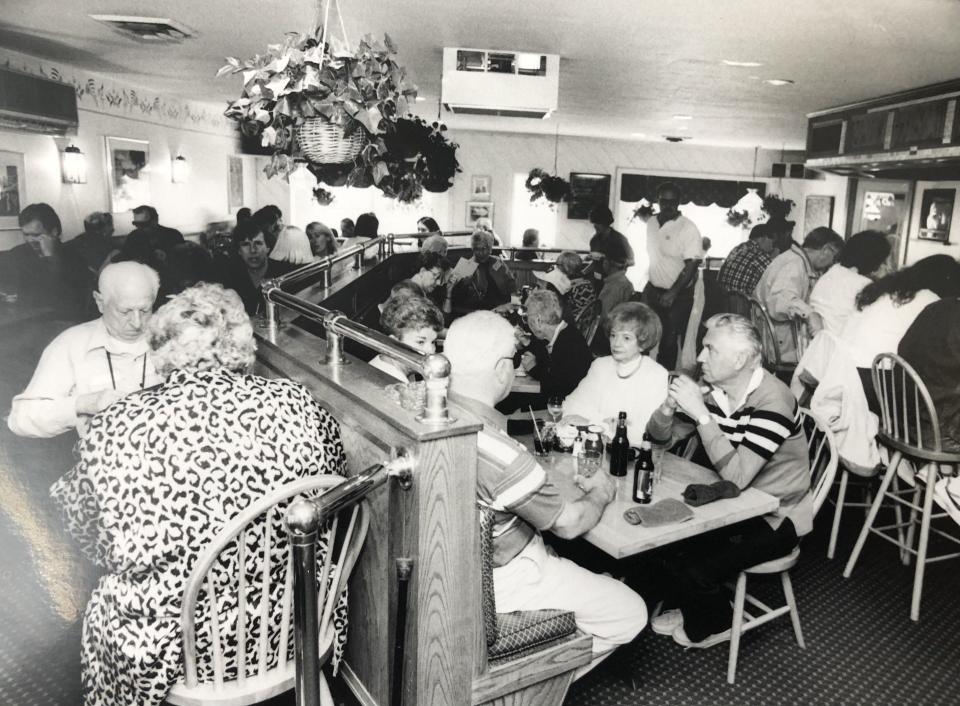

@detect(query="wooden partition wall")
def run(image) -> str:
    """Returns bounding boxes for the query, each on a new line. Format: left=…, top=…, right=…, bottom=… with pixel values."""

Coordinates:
left=255, top=324, right=486, bottom=706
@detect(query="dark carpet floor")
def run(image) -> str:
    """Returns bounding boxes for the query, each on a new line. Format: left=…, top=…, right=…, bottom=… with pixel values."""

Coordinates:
left=1, top=318, right=958, bottom=706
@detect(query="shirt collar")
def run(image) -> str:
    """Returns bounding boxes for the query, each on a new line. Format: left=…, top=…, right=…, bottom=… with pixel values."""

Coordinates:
left=710, top=366, right=765, bottom=416
left=86, top=318, right=151, bottom=356
left=791, top=243, right=815, bottom=278
left=449, top=391, right=508, bottom=432
left=657, top=210, right=681, bottom=226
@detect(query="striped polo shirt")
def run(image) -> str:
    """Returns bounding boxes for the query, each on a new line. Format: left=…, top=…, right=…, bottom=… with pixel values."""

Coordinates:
left=452, top=394, right=564, bottom=567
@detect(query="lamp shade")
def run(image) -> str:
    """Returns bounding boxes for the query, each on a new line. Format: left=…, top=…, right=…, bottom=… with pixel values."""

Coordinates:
left=61, top=145, right=87, bottom=184
left=172, top=154, right=189, bottom=183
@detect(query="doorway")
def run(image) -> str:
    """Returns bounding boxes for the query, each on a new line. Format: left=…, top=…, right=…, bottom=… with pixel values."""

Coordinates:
left=849, top=179, right=913, bottom=266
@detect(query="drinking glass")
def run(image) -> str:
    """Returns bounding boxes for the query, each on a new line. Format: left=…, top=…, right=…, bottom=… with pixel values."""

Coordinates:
left=546, top=396, right=564, bottom=424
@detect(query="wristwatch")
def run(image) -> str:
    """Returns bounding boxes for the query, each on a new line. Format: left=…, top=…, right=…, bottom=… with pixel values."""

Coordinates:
left=696, top=413, right=712, bottom=427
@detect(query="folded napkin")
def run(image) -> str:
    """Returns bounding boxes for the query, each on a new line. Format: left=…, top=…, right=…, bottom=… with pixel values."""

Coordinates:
left=682, top=480, right=741, bottom=507
left=623, top=499, right=694, bottom=527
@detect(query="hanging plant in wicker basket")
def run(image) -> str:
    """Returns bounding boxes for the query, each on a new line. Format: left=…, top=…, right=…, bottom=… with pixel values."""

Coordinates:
left=526, top=168, right=570, bottom=203
left=761, top=194, right=795, bottom=221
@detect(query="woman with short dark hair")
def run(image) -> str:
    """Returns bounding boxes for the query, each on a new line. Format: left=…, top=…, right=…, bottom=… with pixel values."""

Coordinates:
left=370, top=295, right=444, bottom=381
left=51, top=283, right=349, bottom=706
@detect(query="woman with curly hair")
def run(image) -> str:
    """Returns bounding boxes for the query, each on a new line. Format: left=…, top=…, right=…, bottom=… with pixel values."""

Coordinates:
left=51, top=282, right=348, bottom=706
left=370, top=294, right=444, bottom=381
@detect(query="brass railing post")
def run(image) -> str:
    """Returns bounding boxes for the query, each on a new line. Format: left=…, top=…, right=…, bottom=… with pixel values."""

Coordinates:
left=287, top=500, right=321, bottom=706
left=417, top=353, right=454, bottom=425
left=323, top=310, right=347, bottom=366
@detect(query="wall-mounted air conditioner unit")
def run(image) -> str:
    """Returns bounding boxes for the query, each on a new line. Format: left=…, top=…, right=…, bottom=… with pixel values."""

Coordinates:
left=0, top=68, right=79, bottom=135
left=441, top=48, right=559, bottom=119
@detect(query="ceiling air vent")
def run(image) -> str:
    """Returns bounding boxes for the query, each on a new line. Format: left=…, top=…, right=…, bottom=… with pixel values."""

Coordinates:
left=90, top=15, right=196, bottom=43
left=664, top=135, right=686, bottom=143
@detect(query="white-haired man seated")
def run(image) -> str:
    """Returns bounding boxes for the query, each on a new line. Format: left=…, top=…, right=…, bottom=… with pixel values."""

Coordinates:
left=9, top=261, right=162, bottom=438
left=645, top=313, right=811, bottom=648
left=445, top=311, right=647, bottom=677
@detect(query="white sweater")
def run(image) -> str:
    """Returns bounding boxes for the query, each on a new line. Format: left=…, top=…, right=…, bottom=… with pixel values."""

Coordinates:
left=563, top=355, right=669, bottom=440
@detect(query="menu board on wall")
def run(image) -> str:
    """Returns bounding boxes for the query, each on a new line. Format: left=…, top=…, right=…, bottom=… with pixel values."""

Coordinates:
left=567, top=173, right=611, bottom=220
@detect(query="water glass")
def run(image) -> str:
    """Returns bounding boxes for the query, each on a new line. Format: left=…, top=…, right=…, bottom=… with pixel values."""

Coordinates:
left=577, top=450, right=602, bottom=478
left=546, top=396, right=564, bottom=424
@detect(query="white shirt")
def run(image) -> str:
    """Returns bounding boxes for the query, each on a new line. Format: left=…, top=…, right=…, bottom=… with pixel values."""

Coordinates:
left=808, top=264, right=871, bottom=336
left=645, top=214, right=703, bottom=288
left=8, top=318, right=160, bottom=438
left=563, top=355, right=669, bottom=440
left=840, top=290, right=940, bottom=369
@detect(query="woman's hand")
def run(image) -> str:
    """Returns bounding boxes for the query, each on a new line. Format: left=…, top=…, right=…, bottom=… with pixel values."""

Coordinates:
left=520, top=351, right=536, bottom=372
left=669, top=376, right=709, bottom=420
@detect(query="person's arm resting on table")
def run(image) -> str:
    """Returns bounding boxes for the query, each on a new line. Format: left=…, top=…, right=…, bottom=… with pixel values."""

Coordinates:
left=551, top=470, right=616, bottom=539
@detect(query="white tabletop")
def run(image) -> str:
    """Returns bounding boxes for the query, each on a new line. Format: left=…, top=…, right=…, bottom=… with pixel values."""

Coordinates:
left=541, top=451, right=780, bottom=559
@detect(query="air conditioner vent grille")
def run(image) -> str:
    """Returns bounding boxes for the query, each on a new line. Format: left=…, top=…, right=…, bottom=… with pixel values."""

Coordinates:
left=90, top=15, right=196, bottom=42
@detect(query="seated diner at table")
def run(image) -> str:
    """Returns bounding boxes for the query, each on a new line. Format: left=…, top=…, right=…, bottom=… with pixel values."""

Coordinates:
left=562, top=301, right=668, bottom=440
left=444, top=310, right=647, bottom=678
left=644, top=313, right=811, bottom=647
left=369, top=294, right=444, bottom=382
left=518, top=289, right=592, bottom=402
left=50, top=282, right=349, bottom=706
left=449, top=230, right=515, bottom=315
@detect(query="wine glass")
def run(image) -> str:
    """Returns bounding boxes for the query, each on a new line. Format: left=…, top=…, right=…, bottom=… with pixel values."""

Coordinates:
left=546, top=396, right=564, bottom=424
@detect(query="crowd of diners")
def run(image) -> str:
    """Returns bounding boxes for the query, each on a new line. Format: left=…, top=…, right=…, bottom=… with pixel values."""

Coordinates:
left=3, top=183, right=959, bottom=704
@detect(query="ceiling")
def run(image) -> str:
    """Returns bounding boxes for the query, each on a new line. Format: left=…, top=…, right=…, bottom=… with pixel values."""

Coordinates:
left=5, top=0, right=960, bottom=149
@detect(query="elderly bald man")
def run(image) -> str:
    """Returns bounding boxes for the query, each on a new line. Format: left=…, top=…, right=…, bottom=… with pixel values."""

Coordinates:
left=9, top=261, right=163, bottom=438
left=446, top=311, right=647, bottom=678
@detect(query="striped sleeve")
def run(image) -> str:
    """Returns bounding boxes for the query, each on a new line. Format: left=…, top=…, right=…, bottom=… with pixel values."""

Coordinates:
left=477, top=429, right=563, bottom=531
left=739, top=407, right=800, bottom=460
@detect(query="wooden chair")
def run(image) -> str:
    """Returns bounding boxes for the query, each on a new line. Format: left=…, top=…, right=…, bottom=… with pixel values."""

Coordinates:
left=726, top=407, right=838, bottom=684
left=747, top=296, right=798, bottom=378
left=574, top=298, right=603, bottom=347
left=167, top=475, right=368, bottom=706
left=842, top=353, right=960, bottom=621
left=473, top=506, right=592, bottom=706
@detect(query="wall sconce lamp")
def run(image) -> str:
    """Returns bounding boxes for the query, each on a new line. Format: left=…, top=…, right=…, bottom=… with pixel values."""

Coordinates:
left=172, top=154, right=189, bottom=183
left=61, top=144, right=87, bottom=184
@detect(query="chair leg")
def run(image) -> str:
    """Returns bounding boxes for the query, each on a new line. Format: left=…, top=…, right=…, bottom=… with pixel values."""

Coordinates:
left=904, top=484, right=922, bottom=567
left=781, top=571, right=805, bottom=649
left=828, top=470, right=849, bottom=560
left=727, top=572, right=747, bottom=685
left=844, top=451, right=903, bottom=578
left=319, top=671, right=334, bottom=706
left=891, top=473, right=908, bottom=565
left=911, top=463, right=939, bottom=622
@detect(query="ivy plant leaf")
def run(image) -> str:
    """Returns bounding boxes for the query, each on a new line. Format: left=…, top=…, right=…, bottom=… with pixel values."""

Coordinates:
left=262, top=126, right=278, bottom=146
left=254, top=108, right=271, bottom=123
left=372, top=160, right=390, bottom=184
left=384, top=33, right=397, bottom=53
left=304, top=46, right=325, bottom=65
left=265, top=74, right=290, bottom=98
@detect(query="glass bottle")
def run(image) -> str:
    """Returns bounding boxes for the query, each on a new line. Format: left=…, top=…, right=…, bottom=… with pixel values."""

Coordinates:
left=632, top=433, right=655, bottom=504
left=609, top=411, right=629, bottom=477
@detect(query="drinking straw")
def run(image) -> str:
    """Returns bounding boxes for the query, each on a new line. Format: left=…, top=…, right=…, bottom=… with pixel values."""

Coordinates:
left=529, top=407, right=544, bottom=445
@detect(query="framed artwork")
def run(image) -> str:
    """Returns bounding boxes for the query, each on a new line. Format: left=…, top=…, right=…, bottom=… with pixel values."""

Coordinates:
left=471, top=174, right=491, bottom=199
left=228, top=156, right=244, bottom=209
left=918, top=188, right=955, bottom=242
left=804, top=195, right=835, bottom=232
left=105, top=136, right=150, bottom=213
left=466, top=201, right=494, bottom=227
left=567, top=172, right=611, bottom=220
left=0, top=151, right=25, bottom=229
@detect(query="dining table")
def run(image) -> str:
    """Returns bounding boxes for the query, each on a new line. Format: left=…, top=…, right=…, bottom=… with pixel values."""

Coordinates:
left=525, top=439, right=780, bottom=559
left=510, top=368, right=541, bottom=394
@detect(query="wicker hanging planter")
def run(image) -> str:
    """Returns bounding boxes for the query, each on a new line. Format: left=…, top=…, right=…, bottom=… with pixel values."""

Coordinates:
left=298, top=119, right=366, bottom=164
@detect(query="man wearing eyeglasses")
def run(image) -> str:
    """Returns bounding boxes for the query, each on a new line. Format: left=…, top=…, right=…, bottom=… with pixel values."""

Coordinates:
left=446, top=311, right=647, bottom=678
left=643, top=182, right=703, bottom=370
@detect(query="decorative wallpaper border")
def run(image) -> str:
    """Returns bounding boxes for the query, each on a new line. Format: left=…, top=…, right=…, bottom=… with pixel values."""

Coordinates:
left=0, top=48, right=232, bottom=136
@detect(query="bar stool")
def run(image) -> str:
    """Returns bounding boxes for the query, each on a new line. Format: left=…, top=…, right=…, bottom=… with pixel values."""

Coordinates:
left=842, top=353, right=960, bottom=621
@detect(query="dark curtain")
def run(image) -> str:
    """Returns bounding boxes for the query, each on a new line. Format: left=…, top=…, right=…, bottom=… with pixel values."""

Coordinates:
left=620, top=174, right=766, bottom=208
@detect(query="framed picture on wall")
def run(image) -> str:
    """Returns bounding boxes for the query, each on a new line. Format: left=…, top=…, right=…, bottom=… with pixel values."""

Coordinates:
left=228, top=156, right=244, bottom=209
left=466, top=201, right=494, bottom=227
left=0, top=151, right=25, bottom=230
left=804, top=195, right=834, bottom=232
left=918, top=188, right=955, bottom=242
left=471, top=175, right=491, bottom=199
left=567, top=172, right=611, bottom=220
left=105, top=136, right=150, bottom=213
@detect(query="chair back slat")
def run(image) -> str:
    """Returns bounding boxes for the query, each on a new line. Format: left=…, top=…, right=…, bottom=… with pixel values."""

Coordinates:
left=257, top=517, right=273, bottom=677
left=320, top=508, right=359, bottom=632
left=236, top=529, right=247, bottom=686
left=206, top=574, right=226, bottom=688
left=277, top=550, right=294, bottom=671
left=799, top=407, right=839, bottom=517
left=871, top=353, right=943, bottom=453
left=749, top=297, right=783, bottom=370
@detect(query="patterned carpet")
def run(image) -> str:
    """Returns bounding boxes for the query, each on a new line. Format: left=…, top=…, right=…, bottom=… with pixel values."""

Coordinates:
left=1, top=318, right=958, bottom=705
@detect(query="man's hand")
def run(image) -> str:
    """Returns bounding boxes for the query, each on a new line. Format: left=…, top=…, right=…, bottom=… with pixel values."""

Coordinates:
left=575, top=469, right=615, bottom=505
left=75, top=389, right=123, bottom=416
left=520, top=351, right=536, bottom=372
left=669, top=375, right=709, bottom=420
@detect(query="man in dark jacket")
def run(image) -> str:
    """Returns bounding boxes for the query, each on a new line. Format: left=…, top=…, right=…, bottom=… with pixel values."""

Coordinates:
left=119, top=205, right=184, bottom=270
left=520, top=289, right=593, bottom=403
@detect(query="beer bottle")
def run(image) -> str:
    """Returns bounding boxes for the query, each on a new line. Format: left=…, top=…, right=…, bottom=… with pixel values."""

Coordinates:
left=609, top=411, right=629, bottom=477
left=633, top=433, right=655, bottom=504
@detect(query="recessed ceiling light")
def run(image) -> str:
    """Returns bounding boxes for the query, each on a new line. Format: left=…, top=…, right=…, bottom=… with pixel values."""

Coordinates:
left=414, top=96, right=427, bottom=102
left=722, top=60, right=764, bottom=68
left=672, top=114, right=693, bottom=120
left=631, top=132, right=646, bottom=138
left=764, top=79, right=795, bottom=86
